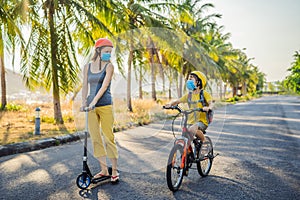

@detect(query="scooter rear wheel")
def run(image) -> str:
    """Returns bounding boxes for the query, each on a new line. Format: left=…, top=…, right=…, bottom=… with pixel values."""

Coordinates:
left=76, top=173, right=92, bottom=189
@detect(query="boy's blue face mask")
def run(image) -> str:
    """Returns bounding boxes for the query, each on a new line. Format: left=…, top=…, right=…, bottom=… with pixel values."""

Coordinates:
left=101, top=53, right=111, bottom=61
left=186, top=80, right=196, bottom=90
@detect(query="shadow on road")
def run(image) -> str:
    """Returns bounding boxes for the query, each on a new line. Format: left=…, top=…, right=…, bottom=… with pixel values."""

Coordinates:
left=1, top=96, right=300, bottom=199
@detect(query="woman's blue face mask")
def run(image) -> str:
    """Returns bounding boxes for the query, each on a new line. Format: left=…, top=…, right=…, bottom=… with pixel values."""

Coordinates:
left=186, top=80, right=196, bottom=90
left=101, top=53, right=111, bottom=61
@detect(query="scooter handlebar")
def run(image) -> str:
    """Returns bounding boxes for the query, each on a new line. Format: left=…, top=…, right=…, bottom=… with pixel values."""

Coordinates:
left=80, top=105, right=95, bottom=112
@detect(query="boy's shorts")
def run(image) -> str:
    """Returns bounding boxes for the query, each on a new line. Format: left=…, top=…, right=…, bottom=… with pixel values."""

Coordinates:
left=197, top=121, right=208, bottom=132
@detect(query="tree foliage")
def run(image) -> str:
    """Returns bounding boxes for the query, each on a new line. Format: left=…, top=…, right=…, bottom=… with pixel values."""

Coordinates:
left=1, top=0, right=267, bottom=118
left=284, top=51, right=300, bottom=94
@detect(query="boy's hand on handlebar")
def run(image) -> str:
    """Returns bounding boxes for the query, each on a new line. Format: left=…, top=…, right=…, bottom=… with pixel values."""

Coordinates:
left=202, top=106, right=211, bottom=112
left=164, top=104, right=172, bottom=108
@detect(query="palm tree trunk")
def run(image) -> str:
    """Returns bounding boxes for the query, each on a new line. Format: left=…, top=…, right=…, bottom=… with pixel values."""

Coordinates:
left=48, top=0, right=63, bottom=124
left=178, top=73, right=183, bottom=97
left=0, top=56, right=7, bottom=110
left=219, top=80, right=223, bottom=100
left=139, top=65, right=143, bottom=99
left=154, top=49, right=165, bottom=92
left=168, top=81, right=172, bottom=100
left=127, top=47, right=133, bottom=112
left=150, top=58, right=156, bottom=101
left=232, top=84, right=237, bottom=97
left=148, top=37, right=156, bottom=101
left=0, top=30, right=7, bottom=110
left=242, top=82, right=247, bottom=95
left=223, top=82, right=227, bottom=99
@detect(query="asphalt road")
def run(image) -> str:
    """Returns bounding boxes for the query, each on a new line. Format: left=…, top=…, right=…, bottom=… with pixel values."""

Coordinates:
left=0, top=95, right=299, bottom=200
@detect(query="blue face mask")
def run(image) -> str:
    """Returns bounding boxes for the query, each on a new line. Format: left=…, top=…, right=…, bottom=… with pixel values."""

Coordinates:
left=101, top=53, right=111, bottom=61
left=186, top=80, right=196, bottom=91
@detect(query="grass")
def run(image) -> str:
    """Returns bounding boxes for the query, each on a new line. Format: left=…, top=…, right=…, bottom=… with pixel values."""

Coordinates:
left=224, top=92, right=263, bottom=103
left=0, top=101, right=77, bottom=145
left=0, top=98, right=168, bottom=145
left=1, top=94, right=257, bottom=145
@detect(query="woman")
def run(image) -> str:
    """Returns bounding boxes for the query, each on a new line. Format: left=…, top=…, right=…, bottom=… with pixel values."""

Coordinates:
left=81, top=38, right=119, bottom=183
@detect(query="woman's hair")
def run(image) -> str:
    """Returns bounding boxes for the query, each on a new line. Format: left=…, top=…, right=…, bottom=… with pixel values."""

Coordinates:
left=91, top=47, right=101, bottom=61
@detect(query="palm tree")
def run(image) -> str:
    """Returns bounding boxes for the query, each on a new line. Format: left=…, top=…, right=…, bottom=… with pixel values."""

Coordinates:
left=21, top=0, right=114, bottom=124
left=0, top=0, right=26, bottom=110
left=167, top=0, right=221, bottom=96
left=113, top=0, right=174, bottom=111
left=198, top=25, right=237, bottom=99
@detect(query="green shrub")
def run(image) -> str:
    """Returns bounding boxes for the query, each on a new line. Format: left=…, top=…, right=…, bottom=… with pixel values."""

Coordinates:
left=41, top=116, right=56, bottom=123
left=63, top=115, right=74, bottom=123
left=5, top=103, right=23, bottom=111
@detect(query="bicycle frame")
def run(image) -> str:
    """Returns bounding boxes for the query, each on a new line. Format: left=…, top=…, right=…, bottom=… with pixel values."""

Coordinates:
left=165, top=105, right=204, bottom=169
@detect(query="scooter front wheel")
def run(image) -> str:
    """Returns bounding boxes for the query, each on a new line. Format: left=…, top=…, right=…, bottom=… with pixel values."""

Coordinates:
left=76, top=173, right=92, bottom=189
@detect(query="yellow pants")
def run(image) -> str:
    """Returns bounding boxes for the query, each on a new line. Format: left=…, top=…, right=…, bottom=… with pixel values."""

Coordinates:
left=88, top=105, right=118, bottom=159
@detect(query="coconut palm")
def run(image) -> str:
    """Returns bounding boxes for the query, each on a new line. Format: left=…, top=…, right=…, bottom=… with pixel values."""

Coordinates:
left=0, top=0, right=26, bottom=110
left=166, top=0, right=221, bottom=96
left=113, top=0, right=176, bottom=111
left=200, top=29, right=233, bottom=98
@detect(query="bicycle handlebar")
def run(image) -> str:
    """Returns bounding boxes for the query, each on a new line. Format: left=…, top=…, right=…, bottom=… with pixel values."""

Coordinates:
left=162, top=105, right=182, bottom=113
left=163, top=105, right=207, bottom=114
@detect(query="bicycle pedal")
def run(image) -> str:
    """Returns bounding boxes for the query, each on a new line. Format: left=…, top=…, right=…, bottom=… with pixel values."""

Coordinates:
left=183, top=170, right=189, bottom=176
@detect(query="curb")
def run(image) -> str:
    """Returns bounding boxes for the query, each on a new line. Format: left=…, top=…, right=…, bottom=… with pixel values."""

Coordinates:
left=0, top=132, right=86, bottom=157
left=0, top=122, right=142, bottom=158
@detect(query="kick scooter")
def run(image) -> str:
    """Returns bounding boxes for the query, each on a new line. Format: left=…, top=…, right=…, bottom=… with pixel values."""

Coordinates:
left=76, top=107, right=112, bottom=190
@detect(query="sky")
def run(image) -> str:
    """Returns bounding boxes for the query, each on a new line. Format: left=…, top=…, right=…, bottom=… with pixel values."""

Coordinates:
left=5, top=0, right=300, bottom=82
left=206, top=0, right=300, bottom=82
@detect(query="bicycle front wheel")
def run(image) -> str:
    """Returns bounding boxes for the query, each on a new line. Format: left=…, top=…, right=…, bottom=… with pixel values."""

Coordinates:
left=166, top=144, right=185, bottom=191
left=197, top=136, right=213, bottom=177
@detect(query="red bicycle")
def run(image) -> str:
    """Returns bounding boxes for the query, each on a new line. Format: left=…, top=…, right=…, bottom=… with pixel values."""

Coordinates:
left=163, top=105, right=217, bottom=192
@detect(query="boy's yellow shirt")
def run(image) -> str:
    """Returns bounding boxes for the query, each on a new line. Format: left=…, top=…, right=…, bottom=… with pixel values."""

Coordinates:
left=179, top=90, right=212, bottom=126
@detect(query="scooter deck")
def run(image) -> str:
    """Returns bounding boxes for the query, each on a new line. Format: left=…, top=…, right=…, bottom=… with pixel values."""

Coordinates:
left=88, top=167, right=113, bottom=189
left=88, top=176, right=111, bottom=189
left=91, top=175, right=111, bottom=184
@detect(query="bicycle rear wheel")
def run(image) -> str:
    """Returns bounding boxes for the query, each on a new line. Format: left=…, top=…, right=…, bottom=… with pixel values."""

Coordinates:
left=197, top=136, right=213, bottom=177
left=166, top=144, right=185, bottom=191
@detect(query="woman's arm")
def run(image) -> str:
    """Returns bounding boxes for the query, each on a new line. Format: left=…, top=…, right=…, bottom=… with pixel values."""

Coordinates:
left=81, top=64, right=89, bottom=107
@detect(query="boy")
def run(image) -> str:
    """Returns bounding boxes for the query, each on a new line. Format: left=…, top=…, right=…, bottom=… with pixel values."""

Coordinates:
left=165, top=71, right=214, bottom=142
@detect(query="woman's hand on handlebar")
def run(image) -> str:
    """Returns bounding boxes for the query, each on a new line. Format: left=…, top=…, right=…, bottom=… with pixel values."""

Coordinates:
left=80, top=105, right=95, bottom=112
left=80, top=105, right=86, bottom=112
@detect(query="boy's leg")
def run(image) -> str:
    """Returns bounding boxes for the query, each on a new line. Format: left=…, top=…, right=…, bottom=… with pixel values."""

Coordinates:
left=188, top=124, right=204, bottom=141
left=188, top=123, right=207, bottom=142
left=196, top=122, right=208, bottom=142
left=196, top=129, right=205, bottom=142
